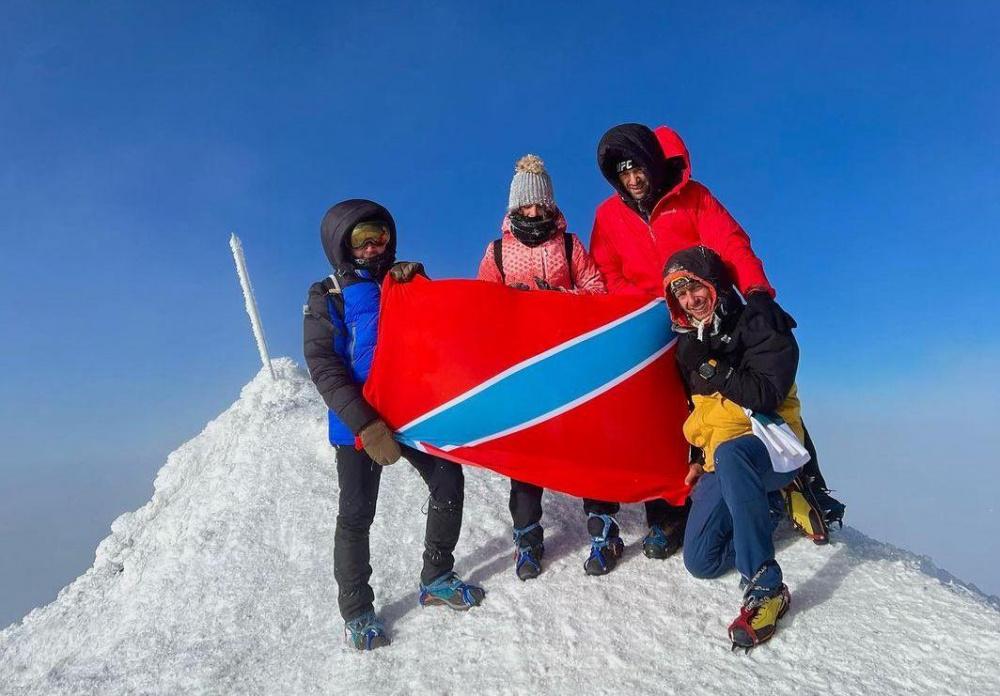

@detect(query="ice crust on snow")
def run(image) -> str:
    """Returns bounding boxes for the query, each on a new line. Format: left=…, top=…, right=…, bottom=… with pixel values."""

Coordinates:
left=1, top=358, right=998, bottom=695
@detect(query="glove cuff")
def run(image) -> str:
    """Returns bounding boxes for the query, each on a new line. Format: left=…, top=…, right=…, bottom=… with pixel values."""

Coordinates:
left=746, top=286, right=776, bottom=300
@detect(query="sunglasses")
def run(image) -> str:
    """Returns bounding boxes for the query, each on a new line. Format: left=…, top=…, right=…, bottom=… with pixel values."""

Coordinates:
left=349, top=222, right=390, bottom=250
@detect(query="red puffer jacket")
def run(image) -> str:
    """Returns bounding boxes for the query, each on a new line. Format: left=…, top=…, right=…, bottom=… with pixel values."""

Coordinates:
left=477, top=211, right=607, bottom=294
left=590, top=125, right=773, bottom=299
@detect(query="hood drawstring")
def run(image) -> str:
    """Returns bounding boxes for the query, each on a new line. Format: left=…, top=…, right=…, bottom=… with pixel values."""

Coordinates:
left=693, top=313, right=722, bottom=341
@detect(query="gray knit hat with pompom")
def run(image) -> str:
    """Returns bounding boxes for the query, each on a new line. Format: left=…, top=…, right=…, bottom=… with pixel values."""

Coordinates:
left=508, top=154, right=555, bottom=212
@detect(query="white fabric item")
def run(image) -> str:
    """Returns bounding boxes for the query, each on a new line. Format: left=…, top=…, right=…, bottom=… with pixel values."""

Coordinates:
left=744, top=408, right=811, bottom=473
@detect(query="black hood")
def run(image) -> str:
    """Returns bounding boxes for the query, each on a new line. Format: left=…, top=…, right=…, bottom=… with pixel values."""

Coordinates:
left=597, top=123, right=687, bottom=214
left=663, top=246, right=743, bottom=331
left=319, top=198, right=397, bottom=274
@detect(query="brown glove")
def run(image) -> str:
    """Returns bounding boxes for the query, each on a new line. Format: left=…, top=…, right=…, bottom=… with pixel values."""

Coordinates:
left=388, top=261, right=426, bottom=283
left=358, top=419, right=402, bottom=466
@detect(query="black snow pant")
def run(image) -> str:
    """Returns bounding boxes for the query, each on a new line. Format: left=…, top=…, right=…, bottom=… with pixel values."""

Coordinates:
left=333, top=443, right=464, bottom=622
left=582, top=497, right=688, bottom=538
left=509, top=478, right=688, bottom=542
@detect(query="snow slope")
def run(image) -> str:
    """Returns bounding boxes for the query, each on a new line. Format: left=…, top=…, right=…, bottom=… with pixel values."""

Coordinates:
left=2, top=359, right=998, bottom=695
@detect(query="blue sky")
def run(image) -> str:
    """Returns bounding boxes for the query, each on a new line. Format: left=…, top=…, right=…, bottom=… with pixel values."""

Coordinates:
left=2, top=1, right=999, bottom=627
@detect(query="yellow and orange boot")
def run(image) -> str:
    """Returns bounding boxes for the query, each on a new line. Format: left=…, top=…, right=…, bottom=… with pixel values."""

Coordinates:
left=783, top=474, right=829, bottom=544
left=728, top=583, right=791, bottom=653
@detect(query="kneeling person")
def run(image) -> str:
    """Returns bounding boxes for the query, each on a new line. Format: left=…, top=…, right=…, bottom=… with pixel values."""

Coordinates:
left=664, top=245, right=807, bottom=652
left=304, top=199, right=485, bottom=651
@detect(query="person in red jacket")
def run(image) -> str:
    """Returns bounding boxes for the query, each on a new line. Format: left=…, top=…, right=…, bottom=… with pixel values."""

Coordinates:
left=591, top=123, right=791, bottom=332
left=478, top=154, right=622, bottom=580
left=590, top=123, right=847, bottom=547
left=589, top=123, right=799, bottom=559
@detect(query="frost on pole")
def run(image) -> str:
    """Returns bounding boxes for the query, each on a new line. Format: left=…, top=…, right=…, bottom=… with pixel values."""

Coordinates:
left=230, top=233, right=275, bottom=380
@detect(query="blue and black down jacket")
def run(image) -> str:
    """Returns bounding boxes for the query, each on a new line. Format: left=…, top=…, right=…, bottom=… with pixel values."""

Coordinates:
left=303, top=269, right=382, bottom=445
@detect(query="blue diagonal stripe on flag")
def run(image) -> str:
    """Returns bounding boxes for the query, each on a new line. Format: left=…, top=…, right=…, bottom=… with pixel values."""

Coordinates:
left=398, top=299, right=674, bottom=450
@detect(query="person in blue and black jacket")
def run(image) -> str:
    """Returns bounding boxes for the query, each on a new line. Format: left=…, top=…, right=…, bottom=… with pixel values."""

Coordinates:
left=303, top=199, right=485, bottom=651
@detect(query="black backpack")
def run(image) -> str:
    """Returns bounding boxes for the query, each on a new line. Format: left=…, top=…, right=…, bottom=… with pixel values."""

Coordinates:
left=492, top=233, right=576, bottom=289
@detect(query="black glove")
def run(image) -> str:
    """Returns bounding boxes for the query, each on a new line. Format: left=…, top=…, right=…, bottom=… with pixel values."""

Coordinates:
left=675, top=336, right=712, bottom=373
left=508, top=282, right=531, bottom=291
left=688, top=365, right=729, bottom=392
left=745, top=292, right=796, bottom=334
left=534, top=277, right=560, bottom=291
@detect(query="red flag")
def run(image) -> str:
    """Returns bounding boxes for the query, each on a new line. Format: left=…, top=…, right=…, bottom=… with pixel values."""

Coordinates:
left=363, top=277, right=691, bottom=504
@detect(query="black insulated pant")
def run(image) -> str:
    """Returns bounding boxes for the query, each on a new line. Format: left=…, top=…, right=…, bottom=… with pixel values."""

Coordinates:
left=333, top=444, right=464, bottom=622
left=509, top=478, right=687, bottom=541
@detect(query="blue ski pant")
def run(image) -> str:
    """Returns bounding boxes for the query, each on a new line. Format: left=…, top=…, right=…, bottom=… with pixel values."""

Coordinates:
left=683, top=435, right=799, bottom=587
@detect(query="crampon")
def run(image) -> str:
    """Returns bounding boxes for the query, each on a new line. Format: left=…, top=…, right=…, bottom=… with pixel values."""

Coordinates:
left=728, top=584, right=790, bottom=653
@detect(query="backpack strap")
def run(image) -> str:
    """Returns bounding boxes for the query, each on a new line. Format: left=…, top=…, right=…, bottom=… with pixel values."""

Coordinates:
left=564, top=233, right=575, bottom=289
left=492, top=238, right=505, bottom=283
left=327, top=273, right=342, bottom=294
left=325, top=273, right=346, bottom=321
left=302, top=275, right=345, bottom=334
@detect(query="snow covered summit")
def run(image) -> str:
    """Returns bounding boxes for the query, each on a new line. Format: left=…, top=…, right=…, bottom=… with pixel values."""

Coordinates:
left=1, top=359, right=998, bottom=695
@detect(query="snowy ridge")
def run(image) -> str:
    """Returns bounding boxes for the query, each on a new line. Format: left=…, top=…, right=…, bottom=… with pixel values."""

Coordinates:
left=1, top=359, right=998, bottom=695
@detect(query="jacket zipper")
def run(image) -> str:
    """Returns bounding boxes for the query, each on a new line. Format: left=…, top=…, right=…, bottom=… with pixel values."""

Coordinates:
left=347, top=324, right=357, bottom=366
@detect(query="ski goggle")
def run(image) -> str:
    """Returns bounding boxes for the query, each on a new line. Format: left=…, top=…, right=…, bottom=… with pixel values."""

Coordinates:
left=349, top=222, right=391, bottom=250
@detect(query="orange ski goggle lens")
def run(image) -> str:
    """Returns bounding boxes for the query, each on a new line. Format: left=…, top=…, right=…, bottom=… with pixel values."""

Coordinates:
left=349, top=222, right=390, bottom=250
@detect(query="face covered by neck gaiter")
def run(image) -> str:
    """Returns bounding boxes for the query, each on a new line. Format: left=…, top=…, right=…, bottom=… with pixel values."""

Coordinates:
left=508, top=212, right=557, bottom=247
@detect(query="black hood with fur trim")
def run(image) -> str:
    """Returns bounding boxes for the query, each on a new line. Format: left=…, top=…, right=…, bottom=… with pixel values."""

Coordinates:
left=319, top=198, right=397, bottom=277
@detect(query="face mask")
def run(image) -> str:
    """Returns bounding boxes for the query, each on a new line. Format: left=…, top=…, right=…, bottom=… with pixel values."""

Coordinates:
left=353, top=251, right=395, bottom=280
left=509, top=212, right=557, bottom=247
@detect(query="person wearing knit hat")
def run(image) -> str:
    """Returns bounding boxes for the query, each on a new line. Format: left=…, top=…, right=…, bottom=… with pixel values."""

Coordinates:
left=477, top=155, right=616, bottom=580
left=480, top=154, right=605, bottom=291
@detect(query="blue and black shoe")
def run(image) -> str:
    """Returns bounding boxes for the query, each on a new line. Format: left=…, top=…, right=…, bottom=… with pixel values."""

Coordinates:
left=515, top=544, right=544, bottom=581
left=513, top=523, right=544, bottom=581
left=418, top=572, right=486, bottom=610
left=641, top=522, right=682, bottom=560
left=584, top=513, right=625, bottom=576
left=344, top=610, right=390, bottom=651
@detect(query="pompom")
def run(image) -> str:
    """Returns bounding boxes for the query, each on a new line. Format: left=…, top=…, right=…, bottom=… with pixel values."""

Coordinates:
left=515, top=154, right=547, bottom=175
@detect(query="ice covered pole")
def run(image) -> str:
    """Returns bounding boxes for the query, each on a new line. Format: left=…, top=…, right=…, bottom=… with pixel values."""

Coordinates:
left=230, top=233, right=275, bottom=380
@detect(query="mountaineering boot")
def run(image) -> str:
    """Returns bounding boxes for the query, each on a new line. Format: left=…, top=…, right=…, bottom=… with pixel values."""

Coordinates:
left=418, top=572, right=486, bottom=610
left=729, top=586, right=790, bottom=653
left=729, top=563, right=790, bottom=653
left=800, top=429, right=846, bottom=527
left=513, top=523, right=544, bottom=581
left=642, top=520, right=684, bottom=560
left=783, top=474, right=830, bottom=544
left=812, top=486, right=846, bottom=528
left=344, top=610, right=390, bottom=651
left=584, top=513, right=625, bottom=576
